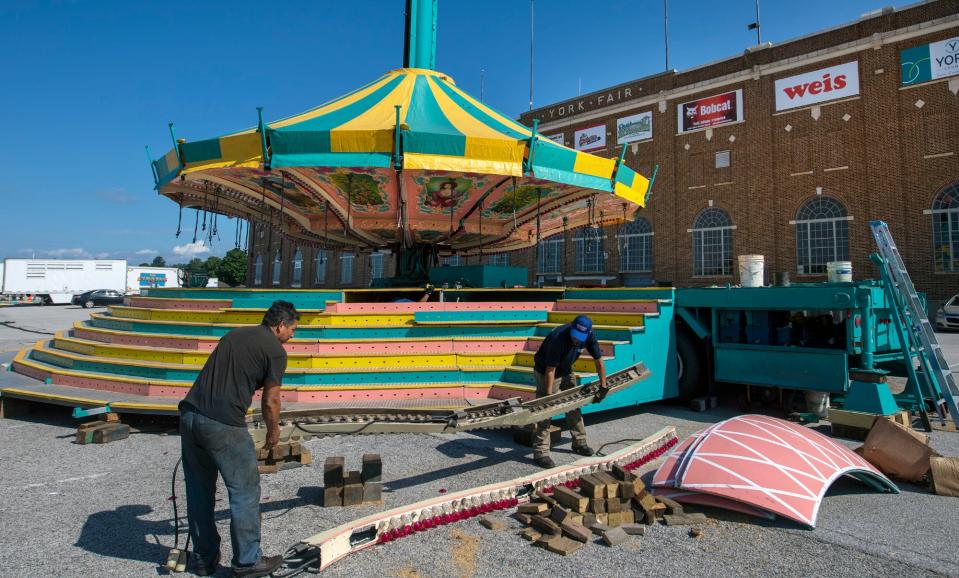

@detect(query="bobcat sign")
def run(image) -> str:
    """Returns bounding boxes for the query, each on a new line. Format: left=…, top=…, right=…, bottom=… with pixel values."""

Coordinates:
left=774, top=61, right=860, bottom=111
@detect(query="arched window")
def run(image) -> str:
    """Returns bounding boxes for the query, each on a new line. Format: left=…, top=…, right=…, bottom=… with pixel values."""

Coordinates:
left=272, top=251, right=281, bottom=286
left=538, top=233, right=563, bottom=274
left=291, top=249, right=303, bottom=287
left=314, top=250, right=326, bottom=285
left=794, top=196, right=849, bottom=275
left=370, top=253, right=385, bottom=280
left=618, top=218, right=653, bottom=273
left=340, top=252, right=354, bottom=285
left=932, top=182, right=959, bottom=273
left=574, top=227, right=605, bottom=273
left=691, top=208, right=734, bottom=276
left=253, top=255, right=263, bottom=286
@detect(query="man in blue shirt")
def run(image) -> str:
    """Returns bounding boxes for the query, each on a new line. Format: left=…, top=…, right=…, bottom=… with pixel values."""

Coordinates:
left=531, top=315, right=607, bottom=468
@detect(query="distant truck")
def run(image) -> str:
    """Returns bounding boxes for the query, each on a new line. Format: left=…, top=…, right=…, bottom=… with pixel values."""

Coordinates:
left=1, top=259, right=127, bottom=305
left=126, top=266, right=182, bottom=294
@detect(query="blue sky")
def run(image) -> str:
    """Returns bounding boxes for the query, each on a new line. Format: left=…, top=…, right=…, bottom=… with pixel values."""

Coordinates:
left=0, top=0, right=891, bottom=264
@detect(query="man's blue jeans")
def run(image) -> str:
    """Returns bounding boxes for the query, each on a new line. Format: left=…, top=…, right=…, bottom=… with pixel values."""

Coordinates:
left=180, top=407, right=262, bottom=567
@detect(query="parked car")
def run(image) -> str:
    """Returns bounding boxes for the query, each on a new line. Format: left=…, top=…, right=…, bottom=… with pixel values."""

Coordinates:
left=935, top=294, right=959, bottom=331
left=72, top=289, right=124, bottom=308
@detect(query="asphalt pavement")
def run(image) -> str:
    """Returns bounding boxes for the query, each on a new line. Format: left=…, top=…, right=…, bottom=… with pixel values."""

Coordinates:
left=0, top=306, right=957, bottom=577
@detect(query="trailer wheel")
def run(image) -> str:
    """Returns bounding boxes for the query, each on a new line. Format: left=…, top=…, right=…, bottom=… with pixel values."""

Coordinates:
left=676, top=330, right=705, bottom=400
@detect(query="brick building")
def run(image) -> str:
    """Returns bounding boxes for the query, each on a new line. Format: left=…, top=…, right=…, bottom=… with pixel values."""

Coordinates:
left=249, top=1, right=959, bottom=303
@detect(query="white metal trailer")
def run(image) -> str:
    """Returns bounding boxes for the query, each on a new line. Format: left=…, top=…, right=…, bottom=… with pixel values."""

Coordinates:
left=126, top=266, right=181, bottom=294
left=1, top=259, right=127, bottom=304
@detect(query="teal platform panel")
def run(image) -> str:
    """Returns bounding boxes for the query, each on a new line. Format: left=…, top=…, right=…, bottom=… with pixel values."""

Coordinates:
left=713, top=344, right=849, bottom=392
left=414, top=310, right=548, bottom=324
left=429, top=265, right=527, bottom=288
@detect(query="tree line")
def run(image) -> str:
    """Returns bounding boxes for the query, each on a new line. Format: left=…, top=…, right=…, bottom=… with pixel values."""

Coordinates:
left=138, top=249, right=247, bottom=287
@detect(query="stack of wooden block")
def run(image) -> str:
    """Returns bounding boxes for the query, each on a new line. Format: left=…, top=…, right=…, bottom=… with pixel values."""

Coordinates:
left=256, top=442, right=312, bottom=474
left=75, top=414, right=130, bottom=445
left=507, top=464, right=707, bottom=555
left=323, top=454, right=382, bottom=507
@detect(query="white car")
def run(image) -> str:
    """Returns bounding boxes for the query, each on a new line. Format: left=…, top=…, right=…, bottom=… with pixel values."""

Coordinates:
left=935, top=294, right=959, bottom=331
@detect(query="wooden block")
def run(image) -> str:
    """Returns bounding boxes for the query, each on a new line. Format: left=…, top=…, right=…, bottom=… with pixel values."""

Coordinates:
left=607, top=511, right=623, bottom=527
left=78, top=420, right=106, bottom=432
left=849, top=371, right=887, bottom=383
left=343, top=472, right=363, bottom=506
left=289, top=442, right=302, bottom=457
left=617, top=481, right=636, bottom=500
left=552, top=486, right=588, bottom=512
left=589, top=498, right=606, bottom=514
left=622, top=523, right=646, bottom=536
left=270, top=444, right=290, bottom=461
left=546, top=536, right=584, bottom=556
left=361, top=453, right=382, bottom=484
left=643, top=510, right=656, bottom=525
left=561, top=521, right=591, bottom=543
left=479, top=515, right=506, bottom=531
left=531, top=515, right=562, bottom=535
left=635, top=493, right=657, bottom=513
left=512, top=512, right=532, bottom=525
left=651, top=503, right=667, bottom=519
left=582, top=513, right=597, bottom=527
left=520, top=527, right=541, bottom=541
left=518, top=502, right=549, bottom=515
left=257, top=464, right=279, bottom=474
left=606, top=498, right=622, bottom=513
left=657, top=496, right=684, bottom=515
left=513, top=425, right=561, bottom=447
left=299, top=448, right=312, bottom=466
left=621, top=508, right=635, bottom=524
left=632, top=477, right=647, bottom=495
left=596, top=513, right=609, bottom=525
left=592, top=471, right=620, bottom=498
left=323, top=457, right=344, bottom=486
left=601, top=526, right=629, bottom=546
left=533, top=533, right=561, bottom=549
left=75, top=423, right=113, bottom=445
left=577, top=475, right=605, bottom=499
left=323, top=485, right=342, bottom=507
left=589, top=522, right=610, bottom=536
left=534, top=490, right=558, bottom=507
left=362, top=482, right=382, bottom=503
left=255, top=447, right=270, bottom=460
left=103, top=412, right=120, bottom=423
left=663, top=513, right=708, bottom=526
left=549, top=505, right=574, bottom=524
left=92, top=423, right=130, bottom=444
left=611, top=463, right=635, bottom=481
left=571, top=513, right=584, bottom=526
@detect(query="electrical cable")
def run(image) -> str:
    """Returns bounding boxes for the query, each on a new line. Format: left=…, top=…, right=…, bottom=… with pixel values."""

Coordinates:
left=594, top=438, right=651, bottom=457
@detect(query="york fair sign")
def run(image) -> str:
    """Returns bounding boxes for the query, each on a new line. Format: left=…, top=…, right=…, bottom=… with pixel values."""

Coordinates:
left=774, top=61, right=860, bottom=111
left=901, top=36, right=959, bottom=86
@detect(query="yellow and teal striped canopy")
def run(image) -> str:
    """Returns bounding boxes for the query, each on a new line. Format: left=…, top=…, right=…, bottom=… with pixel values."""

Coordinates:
left=153, top=68, right=652, bottom=252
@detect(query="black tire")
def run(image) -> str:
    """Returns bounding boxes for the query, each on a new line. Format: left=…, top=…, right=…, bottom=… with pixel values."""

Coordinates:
left=676, top=330, right=706, bottom=401
left=84, top=300, right=94, bottom=309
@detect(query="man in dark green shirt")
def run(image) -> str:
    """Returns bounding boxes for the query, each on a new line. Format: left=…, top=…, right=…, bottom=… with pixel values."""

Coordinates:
left=179, top=300, right=298, bottom=578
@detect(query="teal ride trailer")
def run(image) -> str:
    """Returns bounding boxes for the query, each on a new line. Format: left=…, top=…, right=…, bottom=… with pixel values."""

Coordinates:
left=673, top=281, right=920, bottom=412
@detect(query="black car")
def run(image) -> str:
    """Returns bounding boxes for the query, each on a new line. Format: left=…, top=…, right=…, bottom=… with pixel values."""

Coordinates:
left=72, top=289, right=124, bottom=308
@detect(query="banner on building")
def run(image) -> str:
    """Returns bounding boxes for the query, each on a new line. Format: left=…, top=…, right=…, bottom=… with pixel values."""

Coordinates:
left=574, top=124, right=607, bottom=151
left=545, top=133, right=565, bottom=145
left=616, top=111, right=653, bottom=144
left=677, top=89, right=743, bottom=134
left=902, top=36, right=959, bottom=86
left=774, top=61, right=860, bottom=111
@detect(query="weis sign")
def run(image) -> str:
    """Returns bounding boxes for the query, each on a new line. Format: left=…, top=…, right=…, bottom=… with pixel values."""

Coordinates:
left=677, top=89, right=743, bottom=134
left=574, top=124, right=606, bottom=151
left=774, top=61, right=860, bottom=111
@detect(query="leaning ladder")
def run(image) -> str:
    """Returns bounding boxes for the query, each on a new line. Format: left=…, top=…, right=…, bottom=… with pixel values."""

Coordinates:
left=870, top=220, right=959, bottom=429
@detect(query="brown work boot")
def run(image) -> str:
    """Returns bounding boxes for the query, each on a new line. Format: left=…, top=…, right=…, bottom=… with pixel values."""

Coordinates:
left=534, top=455, right=556, bottom=468
left=233, top=555, right=282, bottom=578
left=194, top=551, right=220, bottom=576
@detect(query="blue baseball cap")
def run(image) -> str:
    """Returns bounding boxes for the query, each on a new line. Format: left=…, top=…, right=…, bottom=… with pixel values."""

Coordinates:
left=570, top=315, right=592, bottom=343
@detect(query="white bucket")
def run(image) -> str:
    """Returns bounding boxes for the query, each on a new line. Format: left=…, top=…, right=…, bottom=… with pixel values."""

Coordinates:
left=738, top=255, right=765, bottom=287
left=826, top=261, right=853, bottom=282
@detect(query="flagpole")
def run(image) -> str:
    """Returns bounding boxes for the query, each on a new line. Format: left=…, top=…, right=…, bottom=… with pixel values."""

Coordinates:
left=664, top=0, right=669, bottom=71
left=754, top=0, right=762, bottom=44
left=529, top=0, right=535, bottom=111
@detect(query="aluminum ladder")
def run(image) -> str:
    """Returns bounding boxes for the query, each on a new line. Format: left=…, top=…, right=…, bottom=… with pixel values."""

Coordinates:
left=870, top=220, right=959, bottom=429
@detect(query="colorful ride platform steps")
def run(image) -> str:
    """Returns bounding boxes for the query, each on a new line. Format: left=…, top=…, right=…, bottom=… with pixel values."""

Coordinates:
left=2, top=287, right=677, bottom=416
